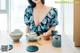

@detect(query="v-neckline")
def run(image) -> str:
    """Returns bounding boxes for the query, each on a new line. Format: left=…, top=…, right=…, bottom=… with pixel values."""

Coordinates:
left=32, top=7, right=52, bottom=26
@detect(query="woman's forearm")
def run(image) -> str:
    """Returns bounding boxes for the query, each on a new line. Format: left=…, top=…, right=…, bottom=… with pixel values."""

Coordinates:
left=42, top=27, right=55, bottom=37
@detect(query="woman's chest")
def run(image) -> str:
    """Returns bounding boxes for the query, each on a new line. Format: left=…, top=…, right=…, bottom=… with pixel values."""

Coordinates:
left=33, top=7, right=51, bottom=25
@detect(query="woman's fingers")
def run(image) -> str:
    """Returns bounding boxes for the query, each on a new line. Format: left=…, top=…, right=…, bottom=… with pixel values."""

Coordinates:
left=42, top=32, right=50, bottom=40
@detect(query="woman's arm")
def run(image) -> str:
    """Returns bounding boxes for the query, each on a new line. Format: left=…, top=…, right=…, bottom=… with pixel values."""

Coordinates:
left=42, top=8, right=58, bottom=40
left=44, top=27, right=55, bottom=35
left=24, top=6, right=32, bottom=33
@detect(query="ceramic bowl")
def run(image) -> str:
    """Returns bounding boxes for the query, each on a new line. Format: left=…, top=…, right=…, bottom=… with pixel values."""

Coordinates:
left=10, top=29, right=23, bottom=42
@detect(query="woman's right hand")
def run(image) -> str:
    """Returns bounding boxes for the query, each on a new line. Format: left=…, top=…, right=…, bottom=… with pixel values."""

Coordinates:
left=25, top=26, right=30, bottom=33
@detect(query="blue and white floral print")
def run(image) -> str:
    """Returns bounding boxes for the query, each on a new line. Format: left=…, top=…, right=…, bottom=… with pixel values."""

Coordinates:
left=24, top=6, right=58, bottom=35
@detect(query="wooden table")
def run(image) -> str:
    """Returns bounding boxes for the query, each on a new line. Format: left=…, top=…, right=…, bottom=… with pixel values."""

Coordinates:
left=8, top=35, right=61, bottom=53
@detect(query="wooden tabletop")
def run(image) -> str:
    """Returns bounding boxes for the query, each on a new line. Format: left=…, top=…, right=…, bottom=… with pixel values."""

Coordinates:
left=8, top=35, right=61, bottom=53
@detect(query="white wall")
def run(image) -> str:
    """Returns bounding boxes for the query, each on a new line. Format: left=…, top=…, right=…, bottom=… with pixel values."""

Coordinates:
left=10, top=0, right=28, bottom=32
left=63, top=3, right=74, bottom=40
left=0, top=14, right=7, bottom=31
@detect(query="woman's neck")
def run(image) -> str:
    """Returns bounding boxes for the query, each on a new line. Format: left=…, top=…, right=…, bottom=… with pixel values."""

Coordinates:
left=35, top=2, right=44, bottom=9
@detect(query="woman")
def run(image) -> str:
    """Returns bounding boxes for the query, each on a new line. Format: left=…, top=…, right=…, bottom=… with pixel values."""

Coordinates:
left=24, top=0, right=58, bottom=40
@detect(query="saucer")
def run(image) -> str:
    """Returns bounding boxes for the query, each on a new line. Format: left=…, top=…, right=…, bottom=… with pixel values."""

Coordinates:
left=26, top=45, right=39, bottom=52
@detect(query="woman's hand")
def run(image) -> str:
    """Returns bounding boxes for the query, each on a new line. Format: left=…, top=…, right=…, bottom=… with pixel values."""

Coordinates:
left=25, top=26, right=30, bottom=33
left=42, top=31, right=51, bottom=40
left=42, top=27, right=55, bottom=40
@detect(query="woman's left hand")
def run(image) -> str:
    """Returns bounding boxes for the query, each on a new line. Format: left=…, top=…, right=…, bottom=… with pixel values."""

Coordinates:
left=42, top=32, right=51, bottom=40
left=42, top=27, right=55, bottom=40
